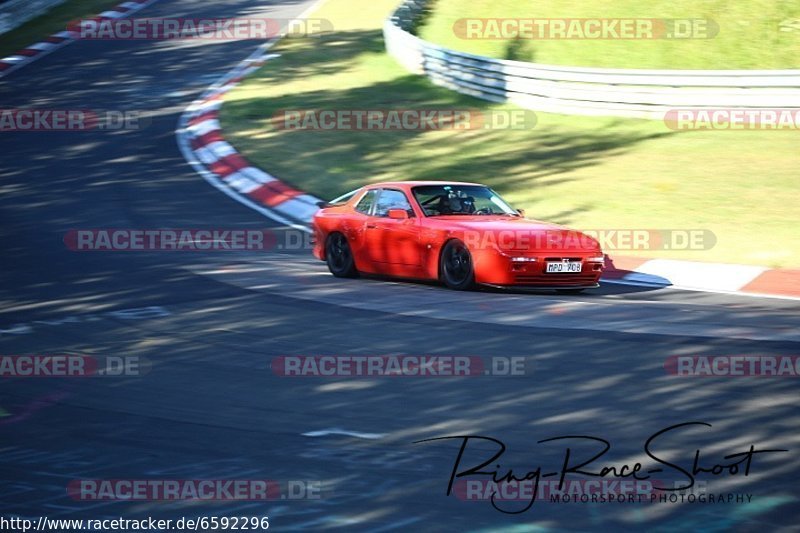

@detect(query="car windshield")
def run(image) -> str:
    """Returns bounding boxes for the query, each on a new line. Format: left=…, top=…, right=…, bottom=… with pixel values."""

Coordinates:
left=329, top=189, right=359, bottom=205
left=412, top=185, right=519, bottom=217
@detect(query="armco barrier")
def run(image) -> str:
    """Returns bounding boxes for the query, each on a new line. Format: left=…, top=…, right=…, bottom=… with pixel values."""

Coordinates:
left=0, top=0, right=68, bottom=36
left=383, top=0, right=800, bottom=118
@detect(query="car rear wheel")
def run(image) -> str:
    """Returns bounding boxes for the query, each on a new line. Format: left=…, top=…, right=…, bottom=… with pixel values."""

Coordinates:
left=326, top=233, right=358, bottom=278
left=440, top=240, right=475, bottom=290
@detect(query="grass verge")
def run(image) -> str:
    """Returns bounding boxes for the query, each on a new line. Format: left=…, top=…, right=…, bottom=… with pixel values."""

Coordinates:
left=219, top=0, right=800, bottom=268
left=417, top=0, right=800, bottom=69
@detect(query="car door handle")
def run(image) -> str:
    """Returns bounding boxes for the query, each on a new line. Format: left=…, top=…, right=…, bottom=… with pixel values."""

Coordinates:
left=366, top=224, right=378, bottom=229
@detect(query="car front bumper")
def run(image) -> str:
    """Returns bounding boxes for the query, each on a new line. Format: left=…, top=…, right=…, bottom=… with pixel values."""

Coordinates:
left=472, top=250, right=604, bottom=288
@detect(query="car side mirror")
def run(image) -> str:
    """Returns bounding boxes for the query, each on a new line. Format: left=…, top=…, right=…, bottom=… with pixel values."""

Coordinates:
left=387, top=208, right=409, bottom=220
left=517, top=208, right=526, bottom=217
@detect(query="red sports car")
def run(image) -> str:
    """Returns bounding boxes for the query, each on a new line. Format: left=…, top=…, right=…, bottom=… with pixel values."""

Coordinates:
left=312, top=181, right=604, bottom=292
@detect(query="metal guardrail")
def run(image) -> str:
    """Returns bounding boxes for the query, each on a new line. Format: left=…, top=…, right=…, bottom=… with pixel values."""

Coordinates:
left=0, top=0, right=68, bottom=36
left=383, top=0, right=800, bottom=118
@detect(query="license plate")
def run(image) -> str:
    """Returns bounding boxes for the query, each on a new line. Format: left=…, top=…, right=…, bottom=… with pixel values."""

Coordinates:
left=546, top=261, right=582, bottom=273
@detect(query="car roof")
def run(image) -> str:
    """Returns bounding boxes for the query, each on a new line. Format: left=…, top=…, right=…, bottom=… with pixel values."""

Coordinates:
left=364, top=181, right=485, bottom=190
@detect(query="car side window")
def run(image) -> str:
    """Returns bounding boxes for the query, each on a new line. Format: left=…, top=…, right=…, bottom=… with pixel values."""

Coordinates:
left=374, top=189, right=413, bottom=217
left=354, top=189, right=378, bottom=215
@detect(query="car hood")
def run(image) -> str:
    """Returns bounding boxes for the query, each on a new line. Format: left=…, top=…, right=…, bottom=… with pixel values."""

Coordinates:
left=428, top=216, right=559, bottom=231
left=427, top=216, right=601, bottom=252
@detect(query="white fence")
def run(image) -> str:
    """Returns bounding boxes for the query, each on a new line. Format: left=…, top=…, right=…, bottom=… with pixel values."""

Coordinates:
left=0, top=0, right=68, bottom=36
left=384, top=0, right=800, bottom=118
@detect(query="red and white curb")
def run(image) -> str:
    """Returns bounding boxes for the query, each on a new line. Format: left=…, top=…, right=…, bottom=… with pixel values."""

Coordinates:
left=604, top=255, right=800, bottom=299
left=176, top=40, right=320, bottom=232
left=0, top=0, right=159, bottom=79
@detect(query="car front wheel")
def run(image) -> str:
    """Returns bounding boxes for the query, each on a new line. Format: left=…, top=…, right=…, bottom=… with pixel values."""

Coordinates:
left=440, top=240, right=475, bottom=290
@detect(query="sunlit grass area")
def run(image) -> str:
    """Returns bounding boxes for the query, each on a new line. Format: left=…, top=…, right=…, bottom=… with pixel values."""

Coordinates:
left=220, top=0, right=800, bottom=267
left=417, top=0, right=800, bottom=69
left=0, top=0, right=121, bottom=58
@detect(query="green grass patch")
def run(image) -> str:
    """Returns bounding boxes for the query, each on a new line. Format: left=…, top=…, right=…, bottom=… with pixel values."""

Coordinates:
left=0, top=0, right=122, bottom=58
left=417, top=0, right=800, bottom=69
left=220, top=0, right=800, bottom=267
